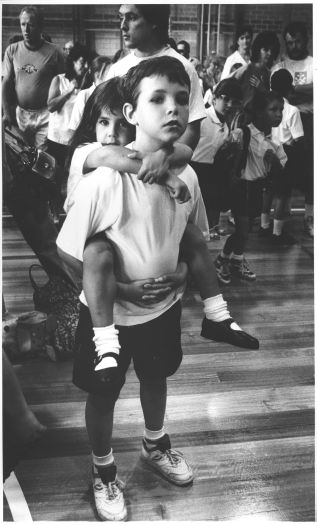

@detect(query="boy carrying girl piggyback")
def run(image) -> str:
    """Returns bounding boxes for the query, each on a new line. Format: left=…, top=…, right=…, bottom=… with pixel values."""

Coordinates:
left=57, top=57, right=258, bottom=521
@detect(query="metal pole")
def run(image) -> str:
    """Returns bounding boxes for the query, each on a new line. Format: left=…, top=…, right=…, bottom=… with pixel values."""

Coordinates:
left=216, top=4, right=221, bottom=55
left=207, top=4, right=211, bottom=56
left=199, top=4, right=204, bottom=62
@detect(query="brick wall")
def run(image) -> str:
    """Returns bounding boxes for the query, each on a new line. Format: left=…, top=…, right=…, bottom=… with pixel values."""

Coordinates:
left=2, top=4, right=313, bottom=61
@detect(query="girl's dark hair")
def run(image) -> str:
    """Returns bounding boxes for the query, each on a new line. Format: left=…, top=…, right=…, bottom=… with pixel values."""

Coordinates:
left=65, top=43, right=90, bottom=80
left=137, top=5, right=170, bottom=44
left=235, top=25, right=253, bottom=48
left=124, top=56, right=190, bottom=109
left=270, top=68, right=293, bottom=97
left=68, top=77, right=127, bottom=162
left=213, top=78, right=243, bottom=100
left=82, top=55, right=112, bottom=87
left=251, top=89, right=283, bottom=115
left=251, top=31, right=280, bottom=62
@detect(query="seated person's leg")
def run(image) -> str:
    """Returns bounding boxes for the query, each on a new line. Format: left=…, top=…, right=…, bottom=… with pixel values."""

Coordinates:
left=83, top=234, right=120, bottom=380
left=181, top=223, right=259, bottom=349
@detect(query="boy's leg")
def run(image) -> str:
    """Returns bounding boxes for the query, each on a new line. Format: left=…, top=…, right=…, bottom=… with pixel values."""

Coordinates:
left=181, top=223, right=259, bottom=349
left=83, top=235, right=121, bottom=380
left=259, top=187, right=273, bottom=236
left=272, top=194, right=295, bottom=245
left=86, top=393, right=127, bottom=521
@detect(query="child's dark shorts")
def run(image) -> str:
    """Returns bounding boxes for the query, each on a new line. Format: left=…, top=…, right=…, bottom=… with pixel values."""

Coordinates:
left=230, top=178, right=264, bottom=219
left=73, top=301, right=183, bottom=404
left=190, top=161, right=220, bottom=210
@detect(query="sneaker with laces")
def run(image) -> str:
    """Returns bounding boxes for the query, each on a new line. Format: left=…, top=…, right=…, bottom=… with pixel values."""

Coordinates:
left=215, top=254, right=231, bottom=284
left=93, top=463, right=127, bottom=521
left=304, top=216, right=314, bottom=237
left=230, top=257, right=256, bottom=281
left=141, top=434, right=194, bottom=486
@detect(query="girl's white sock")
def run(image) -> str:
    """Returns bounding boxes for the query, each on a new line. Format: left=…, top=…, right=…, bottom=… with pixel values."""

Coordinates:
left=93, top=325, right=120, bottom=371
left=261, top=213, right=271, bottom=229
left=92, top=449, right=114, bottom=469
left=273, top=219, right=284, bottom=236
left=144, top=427, right=165, bottom=442
left=203, top=294, right=232, bottom=323
left=305, top=203, right=313, bottom=218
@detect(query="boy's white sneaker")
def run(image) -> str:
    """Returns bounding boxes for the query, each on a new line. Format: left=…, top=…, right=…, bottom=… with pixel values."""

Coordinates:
left=141, top=433, right=194, bottom=486
left=92, top=464, right=127, bottom=521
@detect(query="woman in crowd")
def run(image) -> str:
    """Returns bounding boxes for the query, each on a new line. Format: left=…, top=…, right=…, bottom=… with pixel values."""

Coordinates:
left=221, top=25, right=253, bottom=80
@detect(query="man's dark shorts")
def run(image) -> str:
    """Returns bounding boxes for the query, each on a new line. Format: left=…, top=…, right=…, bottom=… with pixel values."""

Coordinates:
left=73, top=301, right=183, bottom=403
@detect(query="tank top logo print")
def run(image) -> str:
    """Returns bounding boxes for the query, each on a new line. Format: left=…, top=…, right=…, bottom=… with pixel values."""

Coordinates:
left=19, top=64, right=39, bottom=74
left=294, top=71, right=307, bottom=85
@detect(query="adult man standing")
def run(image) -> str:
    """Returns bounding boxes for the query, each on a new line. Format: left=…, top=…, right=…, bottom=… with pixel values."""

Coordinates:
left=2, top=5, right=64, bottom=149
left=271, top=21, right=314, bottom=236
left=106, top=4, right=206, bottom=151
left=2, top=6, right=76, bottom=286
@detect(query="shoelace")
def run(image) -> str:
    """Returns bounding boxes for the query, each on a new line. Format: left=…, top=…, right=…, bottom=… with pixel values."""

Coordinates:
left=95, top=479, right=123, bottom=500
left=158, top=449, right=182, bottom=466
left=241, top=259, right=253, bottom=275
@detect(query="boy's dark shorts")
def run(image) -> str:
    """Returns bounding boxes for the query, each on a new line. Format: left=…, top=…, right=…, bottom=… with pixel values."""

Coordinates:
left=73, top=301, right=183, bottom=402
left=190, top=161, right=220, bottom=210
left=230, top=178, right=264, bottom=219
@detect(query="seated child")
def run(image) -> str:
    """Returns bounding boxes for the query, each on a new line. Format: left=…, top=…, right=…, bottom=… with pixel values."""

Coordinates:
left=190, top=78, right=243, bottom=237
left=64, top=76, right=259, bottom=373
left=215, top=90, right=287, bottom=284
left=259, top=68, right=304, bottom=244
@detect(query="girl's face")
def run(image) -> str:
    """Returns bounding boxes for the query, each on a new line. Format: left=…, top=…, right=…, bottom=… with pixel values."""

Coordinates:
left=259, top=47, right=274, bottom=68
left=73, top=56, right=86, bottom=77
left=237, top=32, right=252, bottom=53
left=262, top=99, right=284, bottom=128
left=96, top=107, right=134, bottom=146
left=213, top=93, right=238, bottom=117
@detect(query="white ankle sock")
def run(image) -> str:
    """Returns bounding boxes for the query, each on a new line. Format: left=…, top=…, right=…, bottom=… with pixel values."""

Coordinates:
left=231, top=253, right=243, bottom=261
left=144, top=427, right=165, bottom=442
left=261, top=213, right=271, bottom=229
left=93, top=449, right=114, bottom=469
left=93, top=325, right=120, bottom=371
left=305, top=203, right=313, bottom=218
left=273, top=219, right=284, bottom=236
left=203, top=294, right=231, bottom=323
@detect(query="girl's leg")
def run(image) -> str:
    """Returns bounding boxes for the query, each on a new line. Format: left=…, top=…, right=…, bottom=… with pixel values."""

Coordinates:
left=229, top=215, right=256, bottom=281
left=260, top=187, right=273, bottom=235
left=85, top=393, right=114, bottom=456
left=140, top=377, right=167, bottom=431
left=181, top=223, right=259, bottom=349
left=83, top=235, right=120, bottom=375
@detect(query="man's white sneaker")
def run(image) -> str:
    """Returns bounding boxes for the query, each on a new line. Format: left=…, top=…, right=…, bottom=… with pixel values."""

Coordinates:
left=92, top=464, right=127, bottom=521
left=141, top=434, right=194, bottom=486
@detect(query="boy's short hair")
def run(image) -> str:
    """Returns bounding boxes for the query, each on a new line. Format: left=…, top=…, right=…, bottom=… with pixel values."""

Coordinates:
left=123, top=56, right=191, bottom=108
left=283, top=21, right=309, bottom=44
left=270, top=69, right=293, bottom=97
left=251, top=31, right=280, bottom=62
left=213, top=78, right=243, bottom=101
left=137, top=5, right=170, bottom=45
left=252, top=89, right=283, bottom=115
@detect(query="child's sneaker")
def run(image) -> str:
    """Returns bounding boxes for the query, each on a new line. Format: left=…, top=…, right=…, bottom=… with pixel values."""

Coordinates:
left=215, top=254, right=231, bottom=284
left=141, top=433, right=194, bottom=486
left=92, top=463, right=127, bottom=521
left=230, top=257, right=256, bottom=281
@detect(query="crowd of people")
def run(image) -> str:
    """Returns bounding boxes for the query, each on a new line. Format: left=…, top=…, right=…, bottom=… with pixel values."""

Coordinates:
left=2, top=4, right=313, bottom=521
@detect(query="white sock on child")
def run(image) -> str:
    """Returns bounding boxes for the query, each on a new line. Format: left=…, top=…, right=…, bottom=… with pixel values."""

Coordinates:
left=93, top=325, right=120, bottom=371
left=273, top=219, right=284, bottom=236
left=144, top=427, right=165, bottom=442
left=261, top=213, right=271, bottom=229
left=203, top=294, right=232, bottom=323
left=93, top=449, right=114, bottom=469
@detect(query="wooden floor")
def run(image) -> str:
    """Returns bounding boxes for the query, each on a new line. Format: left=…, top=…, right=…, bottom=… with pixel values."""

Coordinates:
left=2, top=211, right=314, bottom=522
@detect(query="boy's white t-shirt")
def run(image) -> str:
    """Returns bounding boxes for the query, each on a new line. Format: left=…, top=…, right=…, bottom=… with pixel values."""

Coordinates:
left=192, top=105, right=230, bottom=164
left=69, top=83, right=96, bottom=131
left=231, top=123, right=287, bottom=181
left=271, top=98, right=304, bottom=146
left=106, top=45, right=206, bottom=125
left=57, top=142, right=209, bottom=326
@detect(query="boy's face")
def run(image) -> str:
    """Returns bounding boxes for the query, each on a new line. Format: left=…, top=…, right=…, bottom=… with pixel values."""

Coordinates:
left=96, top=107, right=134, bottom=146
left=263, top=99, right=284, bottom=128
left=213, top=94, right=240, bottom=117
left=125, top=75, right=189, bottom=150
left=119, top=5, right=153, bottom=50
